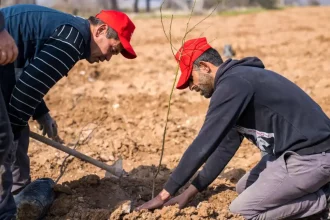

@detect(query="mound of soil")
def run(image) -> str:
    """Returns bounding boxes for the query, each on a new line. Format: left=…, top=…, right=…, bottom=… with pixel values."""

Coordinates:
left=46, top=166, right=245, bottom=220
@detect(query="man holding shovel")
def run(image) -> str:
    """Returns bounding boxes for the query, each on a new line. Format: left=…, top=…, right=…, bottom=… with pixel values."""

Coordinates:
left=0, top=4, right=137, bottom=219
left=137, top=37, right=330, bottom=219
left=0, top=10, right=19, bottom=219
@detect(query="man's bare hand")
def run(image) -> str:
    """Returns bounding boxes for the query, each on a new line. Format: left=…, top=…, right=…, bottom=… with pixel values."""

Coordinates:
left=0, top=29, right=18, bottom=65
left=164, top=185, right=199, bottom=209
left=135, top=189, right=171, bottom=211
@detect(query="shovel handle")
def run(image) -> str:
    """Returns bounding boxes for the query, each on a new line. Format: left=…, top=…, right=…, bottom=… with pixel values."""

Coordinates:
left=29, top=131, right=121, bottom=177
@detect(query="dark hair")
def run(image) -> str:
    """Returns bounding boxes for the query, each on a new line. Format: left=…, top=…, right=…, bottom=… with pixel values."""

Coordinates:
left=193, top=48, right=223, bottom=69
left=88, top=16, right=119, bottom=40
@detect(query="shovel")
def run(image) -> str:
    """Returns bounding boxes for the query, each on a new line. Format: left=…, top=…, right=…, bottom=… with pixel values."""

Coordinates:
left=29, top=131, right=124, bottom=178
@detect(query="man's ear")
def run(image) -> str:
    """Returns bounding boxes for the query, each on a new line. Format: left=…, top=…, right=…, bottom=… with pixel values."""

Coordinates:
left=95, top=24, right=107, bottom=37
left=198, top=61, right=211, bottom=73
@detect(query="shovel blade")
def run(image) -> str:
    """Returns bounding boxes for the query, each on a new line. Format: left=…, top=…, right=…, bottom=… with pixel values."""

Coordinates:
left=105, top=157, right=127, bottom=178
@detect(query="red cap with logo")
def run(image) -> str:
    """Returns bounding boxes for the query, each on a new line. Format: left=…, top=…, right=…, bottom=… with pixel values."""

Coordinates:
left=96, top=10, right=137, bottom=59
left=175, top=37, right=211, bottom=89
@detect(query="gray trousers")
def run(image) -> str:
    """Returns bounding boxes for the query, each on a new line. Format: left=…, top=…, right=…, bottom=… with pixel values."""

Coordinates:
left=0, top=86, right=31, bottom=219
left=229, top=151, right=330, bottom=220
left=10, top=126, right=31, bottom=194
left=0, top=124, right=30, bottom=219
left=0, top=88, right=16, bottom=219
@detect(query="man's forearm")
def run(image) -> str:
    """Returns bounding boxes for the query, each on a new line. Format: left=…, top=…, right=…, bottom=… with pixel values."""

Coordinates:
left=191, top=129, right=242, bottom=191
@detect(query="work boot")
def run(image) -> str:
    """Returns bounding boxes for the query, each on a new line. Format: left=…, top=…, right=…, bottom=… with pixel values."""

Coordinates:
left=14, top=178, right=55, bottom=220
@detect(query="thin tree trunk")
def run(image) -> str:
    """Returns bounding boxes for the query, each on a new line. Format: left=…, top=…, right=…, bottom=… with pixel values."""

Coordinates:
left=111, top=0, right=118, bottom=10
left=134, top=0, right=139, bottom=13
left=16, top=0, right=36, bottom=3
left=146, top=0, right=151, bottom=12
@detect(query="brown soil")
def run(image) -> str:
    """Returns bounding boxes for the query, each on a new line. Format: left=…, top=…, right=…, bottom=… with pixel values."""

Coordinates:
left=25, top=6, right=330, bottom=219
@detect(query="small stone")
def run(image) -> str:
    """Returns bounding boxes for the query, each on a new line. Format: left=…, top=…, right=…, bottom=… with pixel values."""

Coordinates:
left=53, top=184, right=73, bottom=195
left=84, top=174, right=100, bottom=186
left=109, top=200, right=132, bottom=219
left=77, top=197, right=84, bottom=202
left=88, top=77, right=95, bottom=82
left=121, top=200, right=132, bottom=214
left=69, top=180, right=80, bottom=189
left=112, top=103, right=120, bottom=109
left=197, top=202, right=214, bottom=217
left=109, top=155, right=115, bottom=161
left=100, top=154, right=110, bottom=162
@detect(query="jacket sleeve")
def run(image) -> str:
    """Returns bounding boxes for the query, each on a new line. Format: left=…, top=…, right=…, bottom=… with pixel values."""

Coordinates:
left=14, top=68, right=49, bottom=120
left=8, top=25, right=85, bottom=133
left=164, top=76, right=254, bottom=195
left=32, top=99, right=49, bottom=120
left=191, top=129, right=243, bottom=192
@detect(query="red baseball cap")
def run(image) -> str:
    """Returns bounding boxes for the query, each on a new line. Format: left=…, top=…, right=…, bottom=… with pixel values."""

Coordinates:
left=175, top=37, right=211, bottom=89
left=96, top=10, right=137, bottom=59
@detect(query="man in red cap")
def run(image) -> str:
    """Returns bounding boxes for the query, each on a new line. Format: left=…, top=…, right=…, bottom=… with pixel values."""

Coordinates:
left=137, top=37, right=330, bottom=219
left=0, top=4, right=136, bottom=218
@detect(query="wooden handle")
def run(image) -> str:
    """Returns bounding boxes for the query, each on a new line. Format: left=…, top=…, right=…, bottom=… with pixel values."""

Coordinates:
left=29, top=131, right=121, bottom=177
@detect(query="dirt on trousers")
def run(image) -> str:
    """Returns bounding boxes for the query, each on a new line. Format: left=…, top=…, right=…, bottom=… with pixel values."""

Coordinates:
left=22, top=6, right=330, bottom=220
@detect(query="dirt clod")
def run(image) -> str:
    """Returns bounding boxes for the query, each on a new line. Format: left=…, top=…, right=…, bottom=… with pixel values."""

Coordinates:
left=83, top=174, right=101, bottom=186
left=49, top=195, right=73, bottom=216
left=53, top=184, right=72, bottom=195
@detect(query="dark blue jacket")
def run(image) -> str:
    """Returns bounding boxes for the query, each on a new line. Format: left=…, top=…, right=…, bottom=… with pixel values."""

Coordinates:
left=164, top=57, right=330, bottom=195
left=0, top=4, right=90, bottom=68
left=0, top=5, right=91, bottom=123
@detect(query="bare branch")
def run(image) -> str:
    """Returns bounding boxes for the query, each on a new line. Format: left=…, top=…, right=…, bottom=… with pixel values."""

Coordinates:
left=169, top=15, right=176, bottom=56
left=152, top=0, right=220, bottom=198
left=152, top=0, right=198, bottom=199
left=198, top=24, right=213, bottom=39
left=160, top=0, right=168, bottom=40
left=151, top=63, right=181, bottom=198
left=186, top=1, right=220, bottom=36
left=185, top=0, right=197, bottom=38
left=160, top=0, right=177, bottom=56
